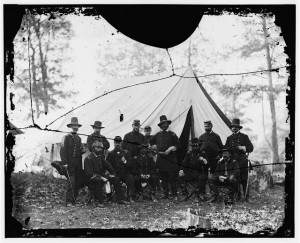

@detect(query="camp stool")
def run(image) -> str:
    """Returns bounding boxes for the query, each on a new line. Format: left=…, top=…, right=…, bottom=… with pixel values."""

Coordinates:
left=136, top=179, right=156, bottom=201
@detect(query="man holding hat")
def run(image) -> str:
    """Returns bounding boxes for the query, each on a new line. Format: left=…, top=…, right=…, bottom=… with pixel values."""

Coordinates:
left=178, top=138, right=208, bottom=201
left=225, top=118, right=253, bottom=201
left=135, top=144, right=159, bottom=202
left=60, top=117, right=86, bottom=206
left=87, top=121, right=110, bottom=155
left=84, top=141, right=128, bottom=205
left=209, top=147, right=240, bottom=204
left=150, top=115, right=180, bottom=200
left=106, top=136, right=139, bottom=203
left=198, top=120, right=223, bottom=174
left=122, top=120, right=145, bottom=159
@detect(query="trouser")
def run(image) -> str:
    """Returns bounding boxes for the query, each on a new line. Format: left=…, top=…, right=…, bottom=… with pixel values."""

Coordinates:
left=65, top=157, right=84, bottom=203
left=159, top=170, right=178, bottom=196
left=209, top=176, right=238, bottom=199
left=136, top=174, right=159, bottom=195
left=234, top=154, right=249, bottom=199
left=206, top=154, right=218, bottom=174
left=88, top=177, right=105, bottom=203
left=119, top=173, right=139, bottom=197
left=178, top=173, right=207, bottom=196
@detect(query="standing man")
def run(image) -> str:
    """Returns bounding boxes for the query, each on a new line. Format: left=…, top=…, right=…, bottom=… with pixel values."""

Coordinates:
left=150, top=115, right=180, bottom=200
left=144, top=125, right=153, bottom=145
left=106, top=136, right=138, bottom=203
left=87, top=121, right=110, bottom=155
left=198, top=120, right=223, bottom=175
left=84, top=141, right=129, bottom=205
left=225, top=118, right=253, bottom=201
left=178, top=138, right=208, bottom=201
left=60, top=117, right=86, bottom=206
left=122, top=120, right=145, bottom=159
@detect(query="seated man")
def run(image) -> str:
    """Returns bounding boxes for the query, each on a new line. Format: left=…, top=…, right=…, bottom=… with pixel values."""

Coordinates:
left=84, top=141, right=129, bottom=206
left=209, top=147, right=240, bottom=204
left=135, top=144, right=159, bottom=202
left=106, top=136, right=139, bottom=203
left=178, top=138, right=209, bottom=201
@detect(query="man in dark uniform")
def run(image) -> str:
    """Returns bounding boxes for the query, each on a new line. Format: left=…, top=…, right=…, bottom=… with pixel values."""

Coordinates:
left=122, top=120, right=145, bottom=159
left=60, top=117, right=86, bottom=206
left=178, top=138, right=208, bottom=201
left=84, top=141, right=128, bottom=206
left=144, top=125, right=153, bottom=145
left=198, top=120, right=223, bottom=175
left=150, top=115, right=180, bottom=200
left=144, top=125, right=156, bottom=159
left=86, top=121, right=110, bottom=155
left=106, top=136, right=139, bottom=203
left=209, top=147, right=240, bottom=204
left=135, top=144, right=159, bottom=202
left=225, top=118, right=254, bottom=201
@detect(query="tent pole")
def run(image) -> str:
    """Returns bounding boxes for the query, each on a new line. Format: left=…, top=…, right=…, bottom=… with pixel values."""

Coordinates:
left=190, top=106, right=195, bottom=139
left=50, top=144, right=54, bottom=162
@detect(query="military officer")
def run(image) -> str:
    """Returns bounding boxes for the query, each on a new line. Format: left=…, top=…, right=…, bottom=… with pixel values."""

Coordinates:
left=225, top=118, right=253, bottom=201
left=122, top=120, right=145, bottom=159
left=198, top=120, right=223, bottom=174
left=60, top=117, right=86, bottom=206
left=150, top=115, right=180, bottom=200
left=86, top=121, right=110, bottom=155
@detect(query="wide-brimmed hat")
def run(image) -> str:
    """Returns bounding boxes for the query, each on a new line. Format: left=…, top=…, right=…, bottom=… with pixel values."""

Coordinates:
left=67, top=117, right=82, bottom=128
left=230, top=118, right=243, bottom=129
left=158, top=115, right=172, bottom=126
left=132, top=119, right=141, bottom=126
left=138, top=143, right=149, bottom=150
left=91, top=121, right=105, bottom=129
left=191, top=138, right=199, bottom=146
left=114, top=136, right=122, bottom=142
left=92, top=141, right=104, bottom=148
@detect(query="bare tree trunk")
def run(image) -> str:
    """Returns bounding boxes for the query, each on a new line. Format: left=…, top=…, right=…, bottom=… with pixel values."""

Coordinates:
left=28, top=25, right=40, bottom=118
left=32, top=16, right=49, bottom=115
left=232, top=92, right=237, bottom=118
left=262, top=17, right=280, bottom=169
left=188, top=38, right=192, bottom=67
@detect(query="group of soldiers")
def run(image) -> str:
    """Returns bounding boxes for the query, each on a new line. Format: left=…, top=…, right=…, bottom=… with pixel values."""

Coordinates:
left=59, top=115, right=253, bottom=207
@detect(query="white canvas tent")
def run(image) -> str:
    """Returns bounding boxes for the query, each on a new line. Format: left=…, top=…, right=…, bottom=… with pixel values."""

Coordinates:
left=44, top=67, right=231, bottom=167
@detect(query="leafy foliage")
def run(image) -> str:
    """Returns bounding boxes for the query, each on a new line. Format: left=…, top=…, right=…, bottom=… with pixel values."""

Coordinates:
left=13, top=11, right=76, bottom=118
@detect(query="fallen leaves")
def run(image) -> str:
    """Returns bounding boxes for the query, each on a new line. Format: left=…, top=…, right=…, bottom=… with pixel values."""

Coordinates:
left=11, top=172, right=285, bottom=234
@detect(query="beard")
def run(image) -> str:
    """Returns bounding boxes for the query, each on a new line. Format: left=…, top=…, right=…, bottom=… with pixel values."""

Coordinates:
left=205, top=128, right=212, bottom=133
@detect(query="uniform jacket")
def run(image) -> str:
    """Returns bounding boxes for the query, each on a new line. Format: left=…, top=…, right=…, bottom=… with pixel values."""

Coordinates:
left=84, top=152, right=115, bottom=179
left=144, top=135, right=153, bottom=145
left=180, top=150, right=207, bottom=177
left=135, top=154, right=156, bottom=175
left=106, top=148, right=135, bottom=177
left=198, top=131, right=223, bottom=157
left=86, top=132, right=110, bottom=152
left=60, top=132, right=84, bottom=163
left=214, top=157, right=240, bottom=179
left=225, top=132, right=254, bottom=155
left=150, top=130, right=180, bottom=171
left=122, top=131, right=145, bottom=158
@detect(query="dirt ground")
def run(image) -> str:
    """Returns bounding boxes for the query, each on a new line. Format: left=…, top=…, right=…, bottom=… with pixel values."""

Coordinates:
left=11, top=172, right=285, bottom=235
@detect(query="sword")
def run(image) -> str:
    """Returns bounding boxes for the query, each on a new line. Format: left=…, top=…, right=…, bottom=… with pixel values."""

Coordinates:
left=64, top=165, right=76, bottom=203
